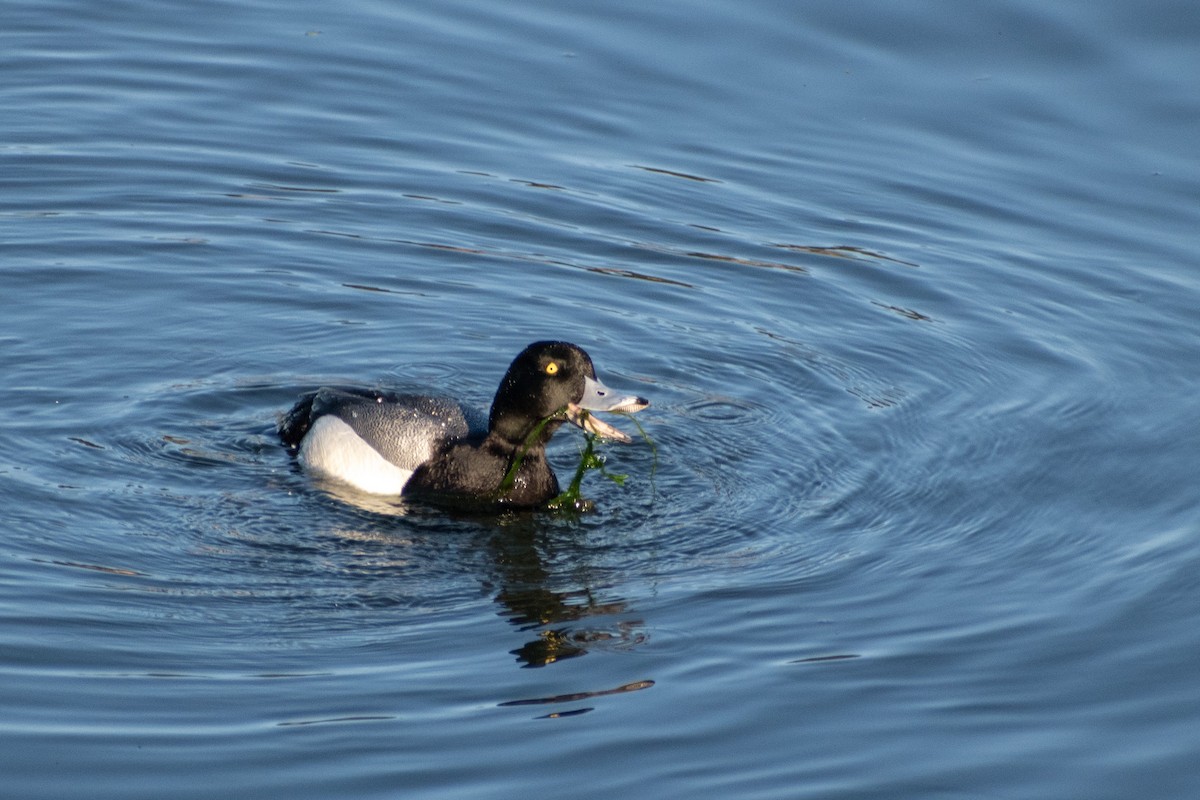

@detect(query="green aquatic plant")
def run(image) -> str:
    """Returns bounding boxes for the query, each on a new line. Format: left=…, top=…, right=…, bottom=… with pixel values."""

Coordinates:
left=548, top=408, right=655, bottom=512
left=547, top=431, right=624, bottom=512
left=493, top=406, right=654, bottom=511
left=618, top=409, right=658, bottom=473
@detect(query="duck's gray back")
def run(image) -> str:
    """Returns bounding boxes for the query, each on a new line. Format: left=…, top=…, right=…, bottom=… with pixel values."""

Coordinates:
left=311, top=388, right=485, bottom=471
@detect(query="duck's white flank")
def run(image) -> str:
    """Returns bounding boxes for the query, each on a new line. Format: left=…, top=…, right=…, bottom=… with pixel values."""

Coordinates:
left=299, top=415, right=413, bottom=495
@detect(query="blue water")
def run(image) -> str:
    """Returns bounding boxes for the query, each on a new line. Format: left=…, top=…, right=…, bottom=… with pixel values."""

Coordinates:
left=4, top=0, right=1200, bottom=797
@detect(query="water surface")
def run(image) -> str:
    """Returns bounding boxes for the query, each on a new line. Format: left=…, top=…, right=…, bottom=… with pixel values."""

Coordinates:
left=3, top=0, right=1200, bottom=797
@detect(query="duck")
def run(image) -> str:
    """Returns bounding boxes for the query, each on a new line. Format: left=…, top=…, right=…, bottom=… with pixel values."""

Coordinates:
left=279, top=341, right=649, bottom=508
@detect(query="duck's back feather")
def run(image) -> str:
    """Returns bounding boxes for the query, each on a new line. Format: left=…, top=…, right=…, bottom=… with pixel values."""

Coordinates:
left=280, top=387, right=486, bottom=491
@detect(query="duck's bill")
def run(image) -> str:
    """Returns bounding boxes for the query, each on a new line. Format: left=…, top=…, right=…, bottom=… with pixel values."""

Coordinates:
left=567, top=376, right=649, bottom=442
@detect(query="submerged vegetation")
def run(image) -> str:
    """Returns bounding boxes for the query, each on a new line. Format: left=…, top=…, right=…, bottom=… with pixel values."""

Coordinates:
left=546, top=432, right=625, bottom=512
left=495, top=407, right=654, bottom=512
left=549, top=410, right=656, bottom=512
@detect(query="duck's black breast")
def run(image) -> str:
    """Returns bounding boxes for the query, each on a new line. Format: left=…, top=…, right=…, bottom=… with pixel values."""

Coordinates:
left=403, top=434, right=560, bottom=508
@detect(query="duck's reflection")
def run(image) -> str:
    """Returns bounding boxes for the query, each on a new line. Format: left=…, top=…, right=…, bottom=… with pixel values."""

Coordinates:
left=499, top=595, right=647, bottom=667
left=484, top=519, right=647, bottom=668
left=318, top=486, right=649, bottom=668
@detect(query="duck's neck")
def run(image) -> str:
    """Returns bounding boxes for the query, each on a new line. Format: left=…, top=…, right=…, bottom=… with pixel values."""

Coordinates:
left=489, top=407, right=565, bottom=450
left=485, top=433, right=560, bottom=506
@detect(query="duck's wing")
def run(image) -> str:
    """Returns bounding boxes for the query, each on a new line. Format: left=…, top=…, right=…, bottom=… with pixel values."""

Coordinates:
left=282, top=387, right=484, bottom=471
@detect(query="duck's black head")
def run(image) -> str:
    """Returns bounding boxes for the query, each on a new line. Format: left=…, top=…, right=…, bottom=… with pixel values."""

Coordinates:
left=488, top=341, right=648, bottom=448
left=488, top=341, right=595, bottom=446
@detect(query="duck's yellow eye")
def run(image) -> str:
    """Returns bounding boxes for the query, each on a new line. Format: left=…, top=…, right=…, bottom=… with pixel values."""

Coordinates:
left=545, top=362, right=560, bottom=375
